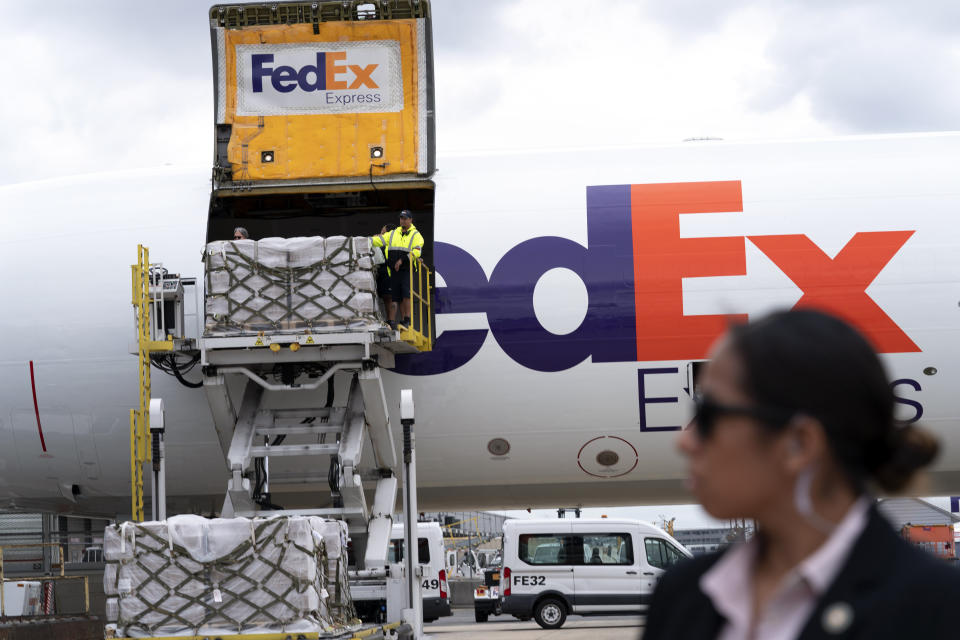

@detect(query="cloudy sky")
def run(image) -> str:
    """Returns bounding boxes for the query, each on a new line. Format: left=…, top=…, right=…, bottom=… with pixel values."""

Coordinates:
left=1, top=0, right=959, bottom=186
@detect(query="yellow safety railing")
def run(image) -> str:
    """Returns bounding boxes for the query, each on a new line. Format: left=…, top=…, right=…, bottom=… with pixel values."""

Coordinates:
left=130, top=245, right=152, bottom=522
left=0, top=543, right=89, bottom=617
left=399, top=260, right=433, bottom=351
left=129, top=245, right=174, bottom=522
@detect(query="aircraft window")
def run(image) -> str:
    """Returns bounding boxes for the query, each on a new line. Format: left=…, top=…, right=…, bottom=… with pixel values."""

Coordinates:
left=387, top=537, right=430, bottom=564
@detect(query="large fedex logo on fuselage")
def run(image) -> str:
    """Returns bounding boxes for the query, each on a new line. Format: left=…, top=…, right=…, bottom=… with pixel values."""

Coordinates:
left=396, top=181, right=918, bottom=376
left=236, top=42, right=402, bottom=115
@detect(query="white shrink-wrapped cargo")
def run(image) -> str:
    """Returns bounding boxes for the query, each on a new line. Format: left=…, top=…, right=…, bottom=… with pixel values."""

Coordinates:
left=103, top=515, right=357, bottom=638
left=204, top=236, right=382, bottom=335
left=105, top=597, right=119, bottom=623
left=308, top=518, right=354, bottom=624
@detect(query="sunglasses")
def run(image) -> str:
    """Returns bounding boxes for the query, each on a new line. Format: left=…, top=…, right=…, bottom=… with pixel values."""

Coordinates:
left=692, top=394, right=793, bottom=439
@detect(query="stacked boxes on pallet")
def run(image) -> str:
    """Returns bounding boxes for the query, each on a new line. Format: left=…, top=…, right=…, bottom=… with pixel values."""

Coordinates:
left=204, top=236, right=381, bottom=335
left=103, top=515, right=355, bottom=637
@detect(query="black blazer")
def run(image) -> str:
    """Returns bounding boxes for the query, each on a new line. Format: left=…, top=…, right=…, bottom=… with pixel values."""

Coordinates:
left=643, top=507, right=960, bottom=639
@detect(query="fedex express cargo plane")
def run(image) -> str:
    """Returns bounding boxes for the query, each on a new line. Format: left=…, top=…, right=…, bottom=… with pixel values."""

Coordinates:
left=0, top=133, right=958, bottom=517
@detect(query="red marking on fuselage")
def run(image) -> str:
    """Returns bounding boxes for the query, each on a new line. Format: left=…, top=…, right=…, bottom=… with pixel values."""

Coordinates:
left=631, top=181, right=748, bottom=361
left=748, top=232, right=920, bottom=353
left=29, top=361, right=47, bottom=453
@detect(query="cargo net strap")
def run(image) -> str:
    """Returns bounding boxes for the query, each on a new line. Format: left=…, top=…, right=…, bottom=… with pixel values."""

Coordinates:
left=327, top=549, right=356, bottom=624
left=105, top=518, right=353, bottom=636
left=205, top=239, right=382, bottom=335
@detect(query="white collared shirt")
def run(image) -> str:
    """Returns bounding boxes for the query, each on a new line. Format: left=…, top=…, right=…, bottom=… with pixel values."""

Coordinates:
left=700, top=498, right=870, bottom=640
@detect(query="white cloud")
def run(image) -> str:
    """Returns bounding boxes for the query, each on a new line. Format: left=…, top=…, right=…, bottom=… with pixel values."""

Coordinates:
left=435, top=0, right=831, bottom=152
left=0, top=7, right=210, bottom=183
left=0, top=0, right=957, bottom=185
left=756, top=3, right=960, bottom=133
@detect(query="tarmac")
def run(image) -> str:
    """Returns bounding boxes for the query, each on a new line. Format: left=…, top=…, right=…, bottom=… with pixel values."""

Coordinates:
left=426, top=606, right=645, bottom=639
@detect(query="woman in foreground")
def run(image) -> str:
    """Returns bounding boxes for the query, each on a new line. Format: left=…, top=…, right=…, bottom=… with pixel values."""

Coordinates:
left=643, top=309, right=960, bottom=640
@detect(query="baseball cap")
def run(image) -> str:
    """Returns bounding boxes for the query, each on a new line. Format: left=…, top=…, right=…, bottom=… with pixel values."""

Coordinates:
left=399, top=210, right=412, bottom=218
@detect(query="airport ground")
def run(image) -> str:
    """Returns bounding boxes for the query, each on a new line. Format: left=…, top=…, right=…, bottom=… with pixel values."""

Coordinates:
left=427, top=606, right=644, bottom=639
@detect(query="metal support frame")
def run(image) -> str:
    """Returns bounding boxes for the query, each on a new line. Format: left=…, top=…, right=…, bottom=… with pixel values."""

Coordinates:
left=0, top=543, right=90, bottom=617
left=218, top=361, right=359, bottom=392
left=130, top=245, right=152, bottom=523
left=339, top=378, right=371, bottom=524
left=398, top=261, right=434, bottom=352
left=363, top=475, right=398, bottom=569
left=221, top=381, right=264, bottom=518
left=217, top=367, right=383, bottom=533
left=357, top=368, right=397, bottom=470
left=202, top=374, right=238, bottom=458
left=129, top=245, right=177, bottom=522
left=150, top=398, right=167, bottom=521
left=399, top=389, right=423, bottom=637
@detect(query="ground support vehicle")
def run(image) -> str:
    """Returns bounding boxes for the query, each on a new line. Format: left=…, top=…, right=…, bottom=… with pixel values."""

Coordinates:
left=473, top=566, right=503, bottom=623
left=500, top=519, right=692, bottom=629
left=354, top=523, right=450, bottom=623
left=396, top=524, right=451, bottom=623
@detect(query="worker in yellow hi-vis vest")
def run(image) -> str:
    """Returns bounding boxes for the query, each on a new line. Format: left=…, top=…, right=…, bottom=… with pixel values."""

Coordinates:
left=371, top=210, right=424, bottom=329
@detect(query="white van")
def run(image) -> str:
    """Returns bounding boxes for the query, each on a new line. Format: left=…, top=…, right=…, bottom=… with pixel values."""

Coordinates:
left=388, top=523, right=451, bottom=623
left=500, top=519, right=692, bottom=629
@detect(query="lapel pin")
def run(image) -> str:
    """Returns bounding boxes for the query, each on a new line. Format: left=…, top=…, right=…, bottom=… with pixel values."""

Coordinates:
left=822, top=601, right=854, bottom=634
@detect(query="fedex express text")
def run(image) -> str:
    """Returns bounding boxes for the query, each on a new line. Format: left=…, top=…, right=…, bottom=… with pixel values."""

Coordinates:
left=237, top=44, right=401, bottom=115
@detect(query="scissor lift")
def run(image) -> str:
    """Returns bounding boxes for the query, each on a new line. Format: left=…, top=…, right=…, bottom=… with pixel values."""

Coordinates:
left=201, top=322, right=429, bottom=570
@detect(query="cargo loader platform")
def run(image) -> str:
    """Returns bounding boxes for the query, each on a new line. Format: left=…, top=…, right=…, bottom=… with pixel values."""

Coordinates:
left=201, top=327, right=421, bottom=369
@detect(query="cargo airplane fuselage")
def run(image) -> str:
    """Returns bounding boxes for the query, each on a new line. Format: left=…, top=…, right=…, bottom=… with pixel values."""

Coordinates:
left=0, top=133, right=957, bottom=517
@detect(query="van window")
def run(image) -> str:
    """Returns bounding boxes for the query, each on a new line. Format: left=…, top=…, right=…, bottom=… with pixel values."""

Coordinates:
left=519, top=533, right=633, bottom=565
left=519, top=534, right=580, bottom=565
left=582, top=534, right=634, bottom=565
left=644, top=538, right=685, bottom=570
left=388, top=537, right=431, bottom=564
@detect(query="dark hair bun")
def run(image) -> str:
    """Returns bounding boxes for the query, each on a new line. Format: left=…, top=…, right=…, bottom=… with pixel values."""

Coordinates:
left=873, top=424, right=940, bottom=493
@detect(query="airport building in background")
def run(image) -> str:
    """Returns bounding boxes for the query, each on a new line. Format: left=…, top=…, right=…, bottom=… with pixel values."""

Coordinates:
left=420, top=511, right=510, bottom=540
left=672, top=527, right=737, bottom=555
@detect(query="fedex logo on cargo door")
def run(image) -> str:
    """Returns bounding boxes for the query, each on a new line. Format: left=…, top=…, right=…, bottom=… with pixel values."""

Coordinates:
left=236, top=43, right=402, bottom=116
left=252, top=52, right=380, bottom=93
left=396, top=181, right=918, bottom=376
